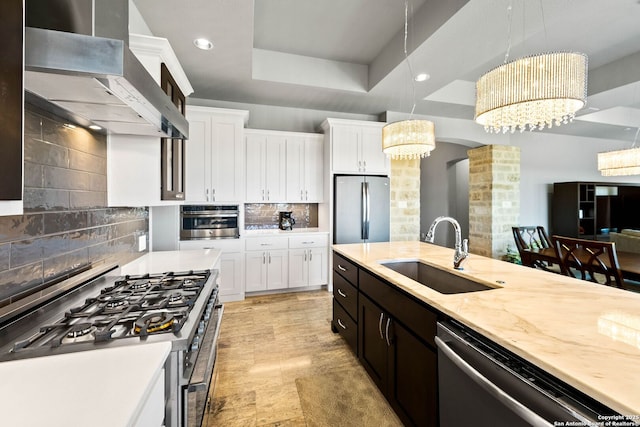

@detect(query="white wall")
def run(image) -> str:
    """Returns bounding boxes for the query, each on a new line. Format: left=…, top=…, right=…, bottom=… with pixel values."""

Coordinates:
left=511, top=132, right=640, bottom=231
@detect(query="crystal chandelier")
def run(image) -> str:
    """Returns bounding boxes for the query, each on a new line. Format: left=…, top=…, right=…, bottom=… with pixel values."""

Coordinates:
left=597, top=148, right=640, bottom=176
left=598, top=128, right=640, bottom=176
left=382, top=0, right=435, bottom=160
left=382, top=119, right=435, bottom=160
left=475, top=52, right=588, bottom=133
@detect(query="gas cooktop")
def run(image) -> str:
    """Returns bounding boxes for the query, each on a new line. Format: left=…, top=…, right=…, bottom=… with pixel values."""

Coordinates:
left=10, top=270, right=212, bottom=352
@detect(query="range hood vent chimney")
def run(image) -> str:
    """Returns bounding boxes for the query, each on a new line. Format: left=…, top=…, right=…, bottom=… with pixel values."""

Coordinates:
left=24, top=0, right=188, bottom=139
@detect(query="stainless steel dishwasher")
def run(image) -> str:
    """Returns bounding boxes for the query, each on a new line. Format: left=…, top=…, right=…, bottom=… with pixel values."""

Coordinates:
left=436, top=321, right=633, bottom=427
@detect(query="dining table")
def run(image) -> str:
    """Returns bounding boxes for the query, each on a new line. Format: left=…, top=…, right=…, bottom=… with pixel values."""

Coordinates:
left=523, top=247, right=640, bottom=282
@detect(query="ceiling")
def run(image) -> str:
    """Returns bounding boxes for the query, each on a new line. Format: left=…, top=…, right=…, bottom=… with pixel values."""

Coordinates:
left=133, top=0, right=640, bottom=144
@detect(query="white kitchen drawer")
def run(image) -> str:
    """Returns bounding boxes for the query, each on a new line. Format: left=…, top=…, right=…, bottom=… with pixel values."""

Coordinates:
left=289, top=234, right=329, bottom=249
left=179, top=239, right=243, bottom=252
left=245, top=236, right=289, bottom=251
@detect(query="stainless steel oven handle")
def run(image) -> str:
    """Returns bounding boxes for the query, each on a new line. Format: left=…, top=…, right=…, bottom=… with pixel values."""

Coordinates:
left=434, top=336, right=553, bottom=427
left=182, top=213, right=239, bottom=218
left=188, top=304, right=225, bottom=392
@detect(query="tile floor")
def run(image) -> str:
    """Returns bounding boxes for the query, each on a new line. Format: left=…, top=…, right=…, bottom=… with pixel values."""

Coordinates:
left=207, top=289, right=366, bottom=426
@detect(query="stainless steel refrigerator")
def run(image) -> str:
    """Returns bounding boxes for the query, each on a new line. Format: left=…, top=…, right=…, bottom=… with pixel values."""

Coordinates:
left=334, top=175, right=390, bottom=244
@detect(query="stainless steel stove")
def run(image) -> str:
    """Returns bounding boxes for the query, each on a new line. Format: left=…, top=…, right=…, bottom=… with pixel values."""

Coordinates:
left=0, top=267, right=223, bottom=427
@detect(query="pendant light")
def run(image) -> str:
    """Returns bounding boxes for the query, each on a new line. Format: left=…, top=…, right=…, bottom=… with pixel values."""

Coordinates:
left=598, top=128, right=640, bottom=176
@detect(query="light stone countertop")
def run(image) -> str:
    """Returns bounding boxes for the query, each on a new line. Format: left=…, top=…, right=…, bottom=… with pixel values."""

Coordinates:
left=332, top=241, right=640, bottom=418
left=112, top=249, right=222, bottom=276
left=0, top=342, right=171, bottom=427
left=243, top=228, right=328, bottom=236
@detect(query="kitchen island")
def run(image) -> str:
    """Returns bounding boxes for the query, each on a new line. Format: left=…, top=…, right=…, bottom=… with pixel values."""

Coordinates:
left=333, top=241, right=640, bottom=420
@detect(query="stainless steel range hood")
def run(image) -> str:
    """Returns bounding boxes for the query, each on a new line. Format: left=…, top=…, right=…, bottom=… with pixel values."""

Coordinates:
left=24, top=0, right=188, bottom=139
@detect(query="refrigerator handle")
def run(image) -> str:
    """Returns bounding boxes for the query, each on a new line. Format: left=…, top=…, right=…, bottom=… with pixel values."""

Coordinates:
left=361, top=182, right=367, bottom=240
left=363, top=181, right=371, bottom=240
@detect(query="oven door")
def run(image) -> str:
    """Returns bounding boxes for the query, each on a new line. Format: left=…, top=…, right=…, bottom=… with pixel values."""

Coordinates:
left=183, top=302, right=224, bottom=427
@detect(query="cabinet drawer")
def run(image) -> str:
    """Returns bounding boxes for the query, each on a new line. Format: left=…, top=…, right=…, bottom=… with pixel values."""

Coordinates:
left=333, top=299, right=357, bottom=354
left=245, top=236, right=288, bottom=251
left=333, top=252, right=358, bottom=285
left=360, top=269, right=438, bottom=347
left=333, top=273, right=357, bottom=320
left=179, top=239, right=243, bottom=252
left=288, top=234, right=328, bottom=249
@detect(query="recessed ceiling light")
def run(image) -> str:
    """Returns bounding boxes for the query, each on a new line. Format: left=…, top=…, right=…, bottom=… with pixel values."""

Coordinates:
left=415, top=73, right=430, bottom=82
left=89, top=125, right=102, bottom=131
left=193, top=38, right=213, bottom=50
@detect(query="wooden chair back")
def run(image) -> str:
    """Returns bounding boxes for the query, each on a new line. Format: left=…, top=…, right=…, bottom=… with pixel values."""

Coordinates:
left=512, top=226, right=553, bottom=268
left=552, top=235, right=624, bottom=288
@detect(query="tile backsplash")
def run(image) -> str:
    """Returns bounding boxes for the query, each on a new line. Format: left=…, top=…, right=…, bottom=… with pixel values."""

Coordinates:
left=0, top=106, right=148, bottom=309
left=245, top=203, right=318, bottom=229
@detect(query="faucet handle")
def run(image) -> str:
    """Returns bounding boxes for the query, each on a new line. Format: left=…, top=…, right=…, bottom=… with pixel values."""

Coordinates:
left=462, top=238, right=469, bottom=253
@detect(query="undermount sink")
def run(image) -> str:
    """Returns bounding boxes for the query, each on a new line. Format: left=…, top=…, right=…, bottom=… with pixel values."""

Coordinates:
left=380, top=260, right=497, bottom=294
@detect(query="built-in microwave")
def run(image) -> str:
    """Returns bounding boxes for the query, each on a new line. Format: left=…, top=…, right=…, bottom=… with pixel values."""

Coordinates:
left=180, top=205, right=239, bottom=240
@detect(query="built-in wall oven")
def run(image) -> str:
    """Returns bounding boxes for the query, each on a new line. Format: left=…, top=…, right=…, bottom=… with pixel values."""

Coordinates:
left=181, top=205, right=239, bottom=240
left=436, top=320, right=634, bottom=427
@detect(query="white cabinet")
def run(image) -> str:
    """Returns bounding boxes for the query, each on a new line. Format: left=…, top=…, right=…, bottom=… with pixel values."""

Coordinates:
left=179, top=239, right=244, bottom=302
left=321, top=118, right=388, bottom=175
left=185, top=107, right=249, bottom=203
left=286, top=134, right=324, bottom=202
left=245, top=236, right=289, bottom=292
left=288, top=234, right=329, bottom=288
left=245, top=130, right=287, bottom=202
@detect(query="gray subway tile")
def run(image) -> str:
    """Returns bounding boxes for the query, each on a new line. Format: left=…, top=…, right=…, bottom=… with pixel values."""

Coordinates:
left=0, top=244, right=9, bottom=271
left=23, top=188, right=70, bottom=211
left=70, top=191, right=106, bottom=209
left=24, top=162, right=44, bottom=188
left=89, top=173, right=107, bottom=192
left=0, top=214, right=44, bottom=243
left=24, top=136, right=69, bottom=167
left=68, top=150, right=107, bottom=174
left=0, top=262, right=43, bottom=302
left=43, top=211, right=88, bottom=235
left=43, top=166, right=91, bottom=190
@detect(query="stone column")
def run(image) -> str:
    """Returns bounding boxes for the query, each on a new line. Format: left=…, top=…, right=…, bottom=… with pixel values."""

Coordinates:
left=390, top=159, right=421, bottom=241
left=467, top=145, right=520, bottom=258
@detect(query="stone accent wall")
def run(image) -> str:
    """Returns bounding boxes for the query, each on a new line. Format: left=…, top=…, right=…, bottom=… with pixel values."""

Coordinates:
left=390, top=159, right=421, bottom=241
left=244, top=203, right=318, bottom=229
left=468, top=145, right=520, bottom=258
left=0, top=106, right=148, bottom=309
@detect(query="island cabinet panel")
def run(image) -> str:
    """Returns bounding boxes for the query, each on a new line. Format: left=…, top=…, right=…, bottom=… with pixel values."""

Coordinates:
left=332, top=252, right=359, bottom=354
left=357, top=274, right=439, bottom=427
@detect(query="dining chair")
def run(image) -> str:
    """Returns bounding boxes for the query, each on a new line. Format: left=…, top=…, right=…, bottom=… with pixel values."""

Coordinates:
left=512, top=226, right=555, bottom=270
left=552, top=235, right=625, bottom=289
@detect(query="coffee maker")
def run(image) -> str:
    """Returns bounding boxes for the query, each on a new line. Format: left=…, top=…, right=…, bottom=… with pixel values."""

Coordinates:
left=278, top=211, right=296, bottom=230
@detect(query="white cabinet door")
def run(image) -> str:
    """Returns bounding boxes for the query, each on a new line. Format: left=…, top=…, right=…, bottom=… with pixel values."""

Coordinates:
left=211, top=119, right=244, bottom=201
left=185, top=107, right=248, bottom=203
left=307, top=247, right=328, bottom=286
left=266, top=249, right=288, bottom=290
left=285, top=136, right=305, bottom=202
left=360, top=125, right=388, bottom=174
left=331, top=125, right=360, bottom=173
left=184, top=114, right=210, bottom=202
left=245, top=251, right=267, bottom=292
left=245, top=133, right=266, bottom=202
left=288, top=248, right=308, bottom=288
left=219, top=252, right=243, bottom=298
left=264, top=136, right=287, bottom=202
left=304, top=136, right=324, bottom=202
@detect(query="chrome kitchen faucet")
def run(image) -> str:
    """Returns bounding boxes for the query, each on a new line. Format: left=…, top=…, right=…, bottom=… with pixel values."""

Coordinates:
left=424, top=216, right=469, bottom=270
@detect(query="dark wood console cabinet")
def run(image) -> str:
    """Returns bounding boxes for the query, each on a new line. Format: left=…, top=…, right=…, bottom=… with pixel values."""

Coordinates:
left=552, top=182, right=640, bottom=239
left=332, top=251, right=439, bottom=427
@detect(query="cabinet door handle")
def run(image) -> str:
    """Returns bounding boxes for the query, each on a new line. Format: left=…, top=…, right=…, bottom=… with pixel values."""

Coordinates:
left=305, top=190, right=308, bottom=200
left=309, top=252, right=313, bottom=261
left=363, top=160, right=367, bottom=171
left=206, top=188, right=209, bottom=202
left=337, top=318, right=347, bottom=330
left=337, top=288, right=347, bottom=298
left=304, top=251, right=307, bottom=262
left=269, top=253, right=272, bottom=263
left=267, top=190, right=270, bottom=200
left=337, top=264, right=347, bottom=272
left=212, top=188, right=216, bottom=201
left=262, top=189, right=265, bottom=201
left=385, top=317, right=392, bottom=347
left=300, top=189, right=303, bottom=200
left=378, top=313, right=385, bottom=340
left=263, top=252, right=266, bottom=264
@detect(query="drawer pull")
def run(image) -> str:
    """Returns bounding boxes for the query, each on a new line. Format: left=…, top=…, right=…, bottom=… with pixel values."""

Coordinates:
left=260, top=243, right=272, bottom=246
left=302, top=241, right=315, bottom=244
left=337, top=319, right=347, bottom=330
left=337, top=288, right=347, bottom=298
left=337, top=264, right=347, bottom=272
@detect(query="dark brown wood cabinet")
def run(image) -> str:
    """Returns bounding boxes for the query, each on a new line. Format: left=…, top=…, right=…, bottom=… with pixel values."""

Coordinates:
left=160, top=63, right=186, bottom=201
left=552, top=182, right=640, bottom=240
left=0, top=0, right=23, bottom=201
left=358, top=271, right=438, bottom=427
left=332, top=251, right=439, bottom=427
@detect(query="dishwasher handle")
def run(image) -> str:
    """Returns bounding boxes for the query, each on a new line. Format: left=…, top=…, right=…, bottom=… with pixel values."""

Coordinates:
left=435, top=336, right=553, bottom=427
